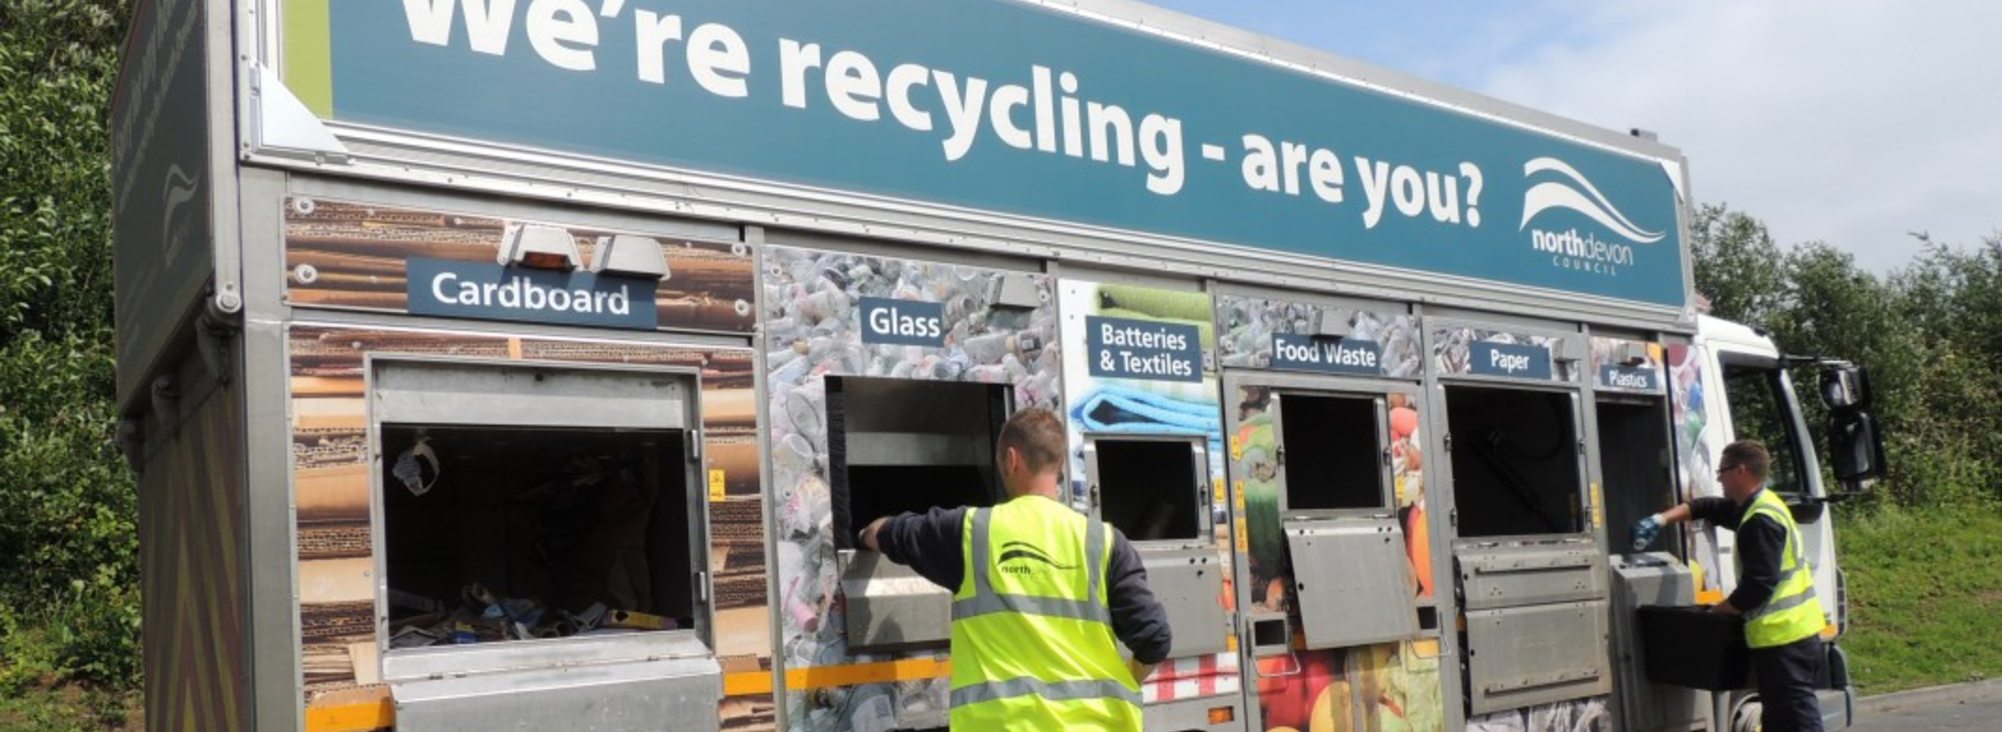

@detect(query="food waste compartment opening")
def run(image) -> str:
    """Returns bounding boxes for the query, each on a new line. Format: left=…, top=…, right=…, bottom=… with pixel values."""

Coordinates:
left=1268, top=390, right=1417, bottom=649
left=829, top=376, right=1012, bottom=650
left=369, top=360, right=720, bottom=732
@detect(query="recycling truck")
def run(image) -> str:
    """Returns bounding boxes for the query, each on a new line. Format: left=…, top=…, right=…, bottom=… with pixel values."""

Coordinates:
left=111, top=0, right=1886, bottom=730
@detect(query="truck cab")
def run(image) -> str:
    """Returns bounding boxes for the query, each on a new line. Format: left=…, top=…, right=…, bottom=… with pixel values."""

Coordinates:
left=1682, top=315, right=1885, bottom=730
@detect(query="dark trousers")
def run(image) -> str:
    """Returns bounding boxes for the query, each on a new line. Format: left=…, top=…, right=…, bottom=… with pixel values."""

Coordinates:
left=1751, top=635, right=1826, bottom=732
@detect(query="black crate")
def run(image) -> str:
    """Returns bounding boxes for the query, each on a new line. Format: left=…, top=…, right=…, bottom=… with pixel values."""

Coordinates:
left=1637, top=604, right=1751, bottom=690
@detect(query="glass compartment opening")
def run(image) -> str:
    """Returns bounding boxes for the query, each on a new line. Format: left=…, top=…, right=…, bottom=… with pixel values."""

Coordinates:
left=828, top=376, right=1012, bottom=549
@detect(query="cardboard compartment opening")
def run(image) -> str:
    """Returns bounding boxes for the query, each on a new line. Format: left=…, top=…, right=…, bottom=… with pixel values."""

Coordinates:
left=1446, top=385, right=1581, bottom=537
left=1092, top=438, right=1203, bottom=541
left=1279, top=393, right=1385, bottom=511
left=1596, top=398, right=1677, bottom=553
left=828, top=376, right=1010, bottom=549
left=381, top=425, right=695, bottom=648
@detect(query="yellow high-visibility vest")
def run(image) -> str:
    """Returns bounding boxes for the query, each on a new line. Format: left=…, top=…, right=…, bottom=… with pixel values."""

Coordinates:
left=1736, top=489, right=1827, bottom=649
left=949, top=495, right=1143, bottom=730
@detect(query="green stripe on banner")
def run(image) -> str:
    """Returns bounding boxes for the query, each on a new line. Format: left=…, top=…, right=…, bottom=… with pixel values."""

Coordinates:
left=283, top=0, right=334, bottom=116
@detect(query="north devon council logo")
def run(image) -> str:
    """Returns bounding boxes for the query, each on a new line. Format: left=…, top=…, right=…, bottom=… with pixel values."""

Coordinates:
left=997, top=540, right=1078, bottom=577
left=1520, top=157, right=1665, bottom=276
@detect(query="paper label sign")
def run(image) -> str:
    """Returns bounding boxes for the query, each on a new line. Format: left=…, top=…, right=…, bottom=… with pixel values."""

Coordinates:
left=1468, top=341, right=1553, bottom=380
left=858, top=297, right=946, bottom=347
left=1085, top=315, right=1202, bottom=383
left=1270, top=334, right=1383, bottom=376
left=406, top=258, right=658, bottom=330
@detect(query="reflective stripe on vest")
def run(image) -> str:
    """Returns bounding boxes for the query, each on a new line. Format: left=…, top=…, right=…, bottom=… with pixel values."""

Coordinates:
left=949, top=496, right=1143, bottom=730
left=1735, top=489, right=1827, bottom=648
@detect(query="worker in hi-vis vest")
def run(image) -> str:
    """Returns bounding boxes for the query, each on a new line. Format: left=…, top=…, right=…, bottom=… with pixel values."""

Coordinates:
left=860, top=407, right=1171, bottom=730
left=1633, top=439, right=1829, bottom=732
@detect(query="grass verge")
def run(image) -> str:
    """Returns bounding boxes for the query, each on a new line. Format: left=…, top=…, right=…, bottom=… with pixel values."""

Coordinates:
left=1836, top=502, right=2002, bottom=695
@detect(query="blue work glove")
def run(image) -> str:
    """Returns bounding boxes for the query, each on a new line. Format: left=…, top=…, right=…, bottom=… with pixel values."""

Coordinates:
left=1631, top=514, right=1663, bottom=552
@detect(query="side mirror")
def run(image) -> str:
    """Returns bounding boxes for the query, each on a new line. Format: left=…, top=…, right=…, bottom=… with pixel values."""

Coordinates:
left=1827, top=409, right=1886, bottom=489
left=1818, top=364, right=1872, bottom=411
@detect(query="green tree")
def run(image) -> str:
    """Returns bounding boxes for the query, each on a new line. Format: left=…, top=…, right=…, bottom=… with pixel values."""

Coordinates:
left=0, top=0, right=140, bottom=688
left=1690, top=203, right=1788, bottom=327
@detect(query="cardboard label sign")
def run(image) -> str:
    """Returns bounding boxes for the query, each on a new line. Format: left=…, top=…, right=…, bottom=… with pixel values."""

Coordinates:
left=858, top=297, right=946, bottom=347
left=1086, top=315, right=1202, bottom=383
left=1468, top=341, right=1554, bottom=380
left=406, top=258, right=658, bottom=330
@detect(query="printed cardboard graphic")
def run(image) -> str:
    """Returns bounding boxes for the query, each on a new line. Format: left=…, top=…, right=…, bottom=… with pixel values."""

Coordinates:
left=280, top=0, right=1686, bottom=306
left=282, top=198, right=756, bottom=333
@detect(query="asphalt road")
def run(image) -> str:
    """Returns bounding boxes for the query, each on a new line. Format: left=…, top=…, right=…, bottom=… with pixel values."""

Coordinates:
left=1848, top=680, right=2002, bottom=732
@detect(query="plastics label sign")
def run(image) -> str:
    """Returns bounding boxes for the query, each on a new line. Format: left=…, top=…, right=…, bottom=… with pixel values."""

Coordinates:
left=1598, top=365, right=1661, bottom=393
left=1270, top=334, right=1383, bottom=376
left=1086, top=315, right=1201, bottom=382
left=288, top=0, right=1687, bottom=306
left=407, top=258, right=658, bottom=329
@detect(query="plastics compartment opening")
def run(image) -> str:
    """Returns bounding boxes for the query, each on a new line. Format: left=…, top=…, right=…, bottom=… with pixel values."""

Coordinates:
left=380, top=425, right=696, bottom=647
left=1596, top=398, right=1677, bottom=553
left=1444, top=385, right=1582, bottom=537
left=828, top=376, right=1011, bottom=549
left=1279, top=393, right=1385, bottom=511
left=1092, top=438, right=1202, bottom=542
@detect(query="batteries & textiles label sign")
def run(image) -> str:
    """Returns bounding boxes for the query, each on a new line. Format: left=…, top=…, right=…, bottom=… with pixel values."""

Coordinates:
left=1087, top=315, right=1201, bottom=382
left=407, top=258, right=658, bottom=329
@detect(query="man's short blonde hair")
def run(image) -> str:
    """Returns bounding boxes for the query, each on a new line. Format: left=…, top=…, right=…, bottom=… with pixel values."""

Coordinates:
left=996, top=407, right=1068, bottom=474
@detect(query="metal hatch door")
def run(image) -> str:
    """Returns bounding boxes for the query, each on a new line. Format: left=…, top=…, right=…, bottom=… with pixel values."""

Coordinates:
left=1283, top=516, right=1420, bottom=648
left=370, top=359, right=720, bottom=732
left=1084, top=436, right=1230, bottom=659
left=1457, top=537, right=1613, bottom=715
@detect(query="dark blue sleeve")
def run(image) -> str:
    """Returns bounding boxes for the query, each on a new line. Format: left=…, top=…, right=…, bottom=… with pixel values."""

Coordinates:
left=1726, top=515, right=1785, bottom=611
left=1106, top=530, right=1172, bottom=664
left=875, top=507, right=967, bottom=591
left=1689, top=497, right=1741, bottom=525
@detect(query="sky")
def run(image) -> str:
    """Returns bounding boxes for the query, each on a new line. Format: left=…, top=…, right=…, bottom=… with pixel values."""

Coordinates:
left=1141, top=0, right=2002, bottom=272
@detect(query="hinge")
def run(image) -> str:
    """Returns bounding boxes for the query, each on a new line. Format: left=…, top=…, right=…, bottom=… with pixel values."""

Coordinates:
left=697, top=570, right=711, bottom=604
left=1449, top=508, right=1459, bottom=528
left=1443, top=433, right=1453, bottom=453
left=685, top=429, right=703, bottom=462
left=1382, top=446, right=1393, bottom=467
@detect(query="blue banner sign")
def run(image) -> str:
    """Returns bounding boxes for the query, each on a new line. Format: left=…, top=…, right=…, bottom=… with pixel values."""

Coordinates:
left=858, top=297, right=946, bottom=347
left=408, top=258, right=659, bottom=329
left=1271, top=334, right=1382, bottom=376
left=1087, top=315, right=1202, bottom=382
left=1598, top=365, right=1662, bottom=393
left=302, top=0, right=1687, bottom=307
left=1468, top=341, right=1554, bottom=380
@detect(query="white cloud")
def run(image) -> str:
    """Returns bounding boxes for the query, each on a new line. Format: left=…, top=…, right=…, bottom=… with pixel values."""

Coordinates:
left=1477, top=0, right=2002, bottom=271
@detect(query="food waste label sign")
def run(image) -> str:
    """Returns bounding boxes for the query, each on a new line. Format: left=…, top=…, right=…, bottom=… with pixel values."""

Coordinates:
left=1270, top=334, right=1383, bottom=376
left=407, top=258, right=659, bottom=329
left=294, top=0, right=1687, bottom=307
left=1087, top=316, right=1201, bottom=382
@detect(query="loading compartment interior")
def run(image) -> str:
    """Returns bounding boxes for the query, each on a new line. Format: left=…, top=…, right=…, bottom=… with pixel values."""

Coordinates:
left=828, top=376, right=1011, bottom=550
left=382, top=426, right=697, bottom=643
left=1277, top=393, right=1387, bottom=511
left=1090, top=438, right=1204, bottom=542
left=831, top=376, right=1012, bottom=652
left=1595, top=398, right=1678, bottom=554
left=1445, top=385, right=1582, bottom=537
